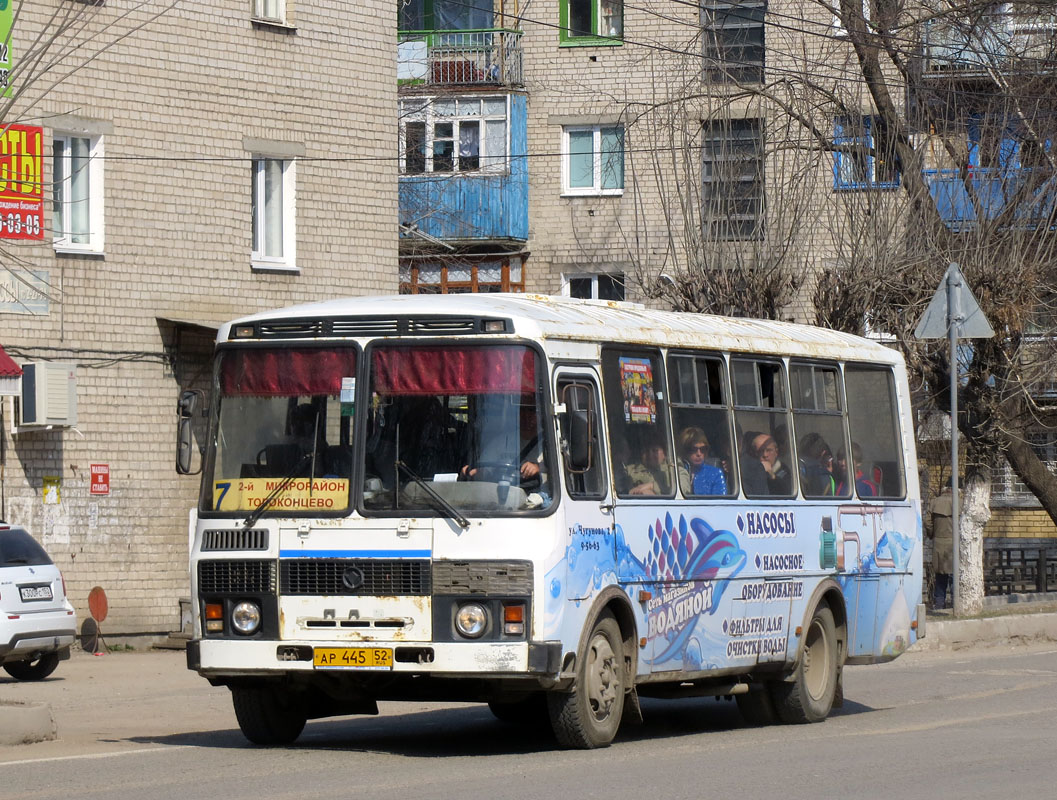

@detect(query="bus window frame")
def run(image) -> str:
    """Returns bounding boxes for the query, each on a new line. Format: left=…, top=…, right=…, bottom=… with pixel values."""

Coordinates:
left=601, top=345, right=676, bottom=500
left=666, top=349, right=738, bottom=499
left=730, top=355, right=794, bottom=499
left=843, top=361, right=908, bottom=501
left=789, top=359, right=852, bottom=500
left=555, top=370, right=609, bottom=501
left=356, top=337, right=559, bottom=520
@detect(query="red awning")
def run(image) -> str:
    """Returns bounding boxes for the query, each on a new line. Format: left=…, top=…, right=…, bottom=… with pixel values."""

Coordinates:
left=0, top=346, right=22, bottom=378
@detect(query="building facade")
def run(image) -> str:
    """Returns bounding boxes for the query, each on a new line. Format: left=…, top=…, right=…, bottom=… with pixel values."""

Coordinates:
left=0, top=1, right=397, bottom=636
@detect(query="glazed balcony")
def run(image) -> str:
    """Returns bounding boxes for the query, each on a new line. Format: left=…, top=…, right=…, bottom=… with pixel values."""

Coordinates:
left=398, top=29, right=524, bottom=88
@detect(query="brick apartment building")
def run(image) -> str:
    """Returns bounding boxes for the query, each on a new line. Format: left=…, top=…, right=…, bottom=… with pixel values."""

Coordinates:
left=0, top=1, right=397, bottom=636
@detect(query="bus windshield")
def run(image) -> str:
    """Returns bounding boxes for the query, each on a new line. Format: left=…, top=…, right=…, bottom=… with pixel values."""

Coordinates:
left=363, top=343, right=553, bottom=514
left=205, top=346, right=358, bottom=514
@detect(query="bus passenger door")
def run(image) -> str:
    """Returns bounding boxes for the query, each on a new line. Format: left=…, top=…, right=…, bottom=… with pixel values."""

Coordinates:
left=838, top=505, right=881, bottom=657
left=554, top=373, right=615, bottom=603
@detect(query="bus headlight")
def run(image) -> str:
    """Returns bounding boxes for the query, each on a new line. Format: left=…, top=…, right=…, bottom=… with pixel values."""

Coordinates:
left=231, top=601, right=262, bottom=635
left=455, top=602, right=488, bottom=638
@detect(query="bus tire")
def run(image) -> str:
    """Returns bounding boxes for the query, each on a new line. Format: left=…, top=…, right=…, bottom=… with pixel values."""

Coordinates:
left=735, top=683, right=778, bottom=726
left=771, top=604, right=838, bottom=724
left=231, top=685, right=307, bottom=745
left=547, top=613, right=625, bottom=749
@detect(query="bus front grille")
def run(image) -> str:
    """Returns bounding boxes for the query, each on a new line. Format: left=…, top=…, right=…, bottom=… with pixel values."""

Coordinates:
left=280, top=559, right=431, bottom=596
left=198, top=560, right=276, bottom=594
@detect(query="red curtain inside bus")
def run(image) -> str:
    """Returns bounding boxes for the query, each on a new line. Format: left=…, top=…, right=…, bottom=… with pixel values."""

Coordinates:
left=220, top=348, right=358, bottom=397
left=372, top=346, right=536, bottom=395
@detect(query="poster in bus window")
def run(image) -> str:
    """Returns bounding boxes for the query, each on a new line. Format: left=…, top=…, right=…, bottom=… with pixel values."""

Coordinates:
left=619, top=357, right=656, bottom=424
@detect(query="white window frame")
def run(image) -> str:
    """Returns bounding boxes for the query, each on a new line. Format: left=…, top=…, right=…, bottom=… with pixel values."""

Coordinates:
left=52, top=133, right=104, bottom=254
left=252, top=0, right=287, bottom=24
left=561, top=124, right=625, bottom=196
left=562, top=272, right=626, bottom=300
left=399, top=96, right=510, bottom=176
left=251, top=156, right=297, bottom=272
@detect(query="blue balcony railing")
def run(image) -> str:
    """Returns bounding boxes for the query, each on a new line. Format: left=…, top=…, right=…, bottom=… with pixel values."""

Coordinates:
left=925, top=168, right=1057, bottom=229
left=398, top=29, right=523, bottom=87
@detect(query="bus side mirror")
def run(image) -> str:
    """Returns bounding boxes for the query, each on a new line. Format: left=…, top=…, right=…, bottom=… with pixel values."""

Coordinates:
left=561, top=384, right=594, bottom=473
left=176, top=390, right=202, bottom=475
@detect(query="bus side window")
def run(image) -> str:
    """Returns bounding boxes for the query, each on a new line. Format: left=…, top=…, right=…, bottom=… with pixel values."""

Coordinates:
left=845, top=366, right=906, bottom=498
left=557, top=379, right=606, bottom=499
left=601, top=348, right=674, bottom=499
left=790, top=363, right=850, bottom=499
left=731, top=358, right=794, bottom=498
left=668, top=353, right=736, bottom=497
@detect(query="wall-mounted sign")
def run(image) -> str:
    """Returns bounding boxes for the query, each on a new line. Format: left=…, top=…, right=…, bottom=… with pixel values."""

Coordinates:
left=0, top=268, right=50, bottom=314
left=0, top=125, right=44, bottom=240
left=90, top=464, right=110, bottom=495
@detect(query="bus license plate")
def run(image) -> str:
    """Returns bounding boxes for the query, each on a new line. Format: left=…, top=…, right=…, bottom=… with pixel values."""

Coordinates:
left=313, top=647, right=393, bottom=670
left=19, top=585, right=53, bottom=601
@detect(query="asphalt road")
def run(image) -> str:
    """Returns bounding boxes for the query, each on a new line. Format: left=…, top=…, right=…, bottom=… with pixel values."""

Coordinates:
left=2, top=643, right=1057, bottom=799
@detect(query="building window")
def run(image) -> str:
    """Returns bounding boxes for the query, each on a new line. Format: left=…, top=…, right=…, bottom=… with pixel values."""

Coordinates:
left=52, top=133, right=104, bottom=253
left=560, top=0, right=623, bottom=44
left=564, top=272, right=625, bottom=300
left=399, top=0, right=493, bottom=31
left=701, top=1, right=766, bottom=84
left=833, top=116, right=900, bottom=190
left=562, top=125, right=624, bottom=196
left=400, top=256, right=526, bottom=293
left=701, top=118, right=764, bottom=240
left=251, top=157, right=296, bottom=270
left=252, top=0, right=286, bottom=24
left=400, top=96, right=508, bottom=175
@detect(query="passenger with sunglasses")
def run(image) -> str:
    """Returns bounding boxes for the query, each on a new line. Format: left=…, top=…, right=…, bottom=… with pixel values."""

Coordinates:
left=677, top=426, right=727, bottom=496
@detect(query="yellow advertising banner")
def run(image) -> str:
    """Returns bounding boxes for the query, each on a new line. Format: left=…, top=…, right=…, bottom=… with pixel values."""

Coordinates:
left=213, top=477, right=350, bottom=512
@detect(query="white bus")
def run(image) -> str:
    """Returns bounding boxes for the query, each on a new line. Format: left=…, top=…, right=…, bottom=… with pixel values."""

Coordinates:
left=180, top=294, right=924, bottom=749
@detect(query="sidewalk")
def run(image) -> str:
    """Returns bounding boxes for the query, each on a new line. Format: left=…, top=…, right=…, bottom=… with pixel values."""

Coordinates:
left=3, top=598, right=1057, bottom=748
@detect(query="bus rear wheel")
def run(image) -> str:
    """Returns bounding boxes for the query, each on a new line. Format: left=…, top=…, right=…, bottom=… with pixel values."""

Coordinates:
left=231, top=685, right=307, bottom=745
left=547, top=613, right=625, bottom=749
left=771, top=604, right=838, bottom=724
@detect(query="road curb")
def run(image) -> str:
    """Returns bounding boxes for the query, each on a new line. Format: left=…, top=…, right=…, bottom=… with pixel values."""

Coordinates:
left=913, top=612, right=1057, bottom=651
left=0, top=700, right=57, bottom=745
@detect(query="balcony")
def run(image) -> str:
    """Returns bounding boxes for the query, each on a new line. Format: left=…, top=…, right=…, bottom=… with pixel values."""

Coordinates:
left=398, top=29, right=523, bottom=88
left=399, top=94, right=528, bottom=244
left=922, top=15, right=1057, bottom=76
left=925, top=168, right=1056, bottom=230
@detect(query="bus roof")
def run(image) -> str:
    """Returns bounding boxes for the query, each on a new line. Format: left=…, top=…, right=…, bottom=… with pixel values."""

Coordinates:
left=220, top=294, right=903, bottom=365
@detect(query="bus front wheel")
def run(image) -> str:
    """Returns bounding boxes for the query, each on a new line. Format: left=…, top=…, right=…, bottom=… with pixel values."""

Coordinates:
left=231, top=685, right=307, bottom=745
left=547, top=613, right=626, bottom=749
left=771, top=603, right=838, bottom=724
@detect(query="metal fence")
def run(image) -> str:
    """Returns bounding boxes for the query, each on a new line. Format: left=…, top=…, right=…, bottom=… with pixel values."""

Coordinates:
left=398, top=29, right=523, bottom=87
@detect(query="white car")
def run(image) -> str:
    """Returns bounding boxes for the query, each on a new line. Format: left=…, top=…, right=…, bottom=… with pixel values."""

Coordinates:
left=0, top=525, right=77, bottom=681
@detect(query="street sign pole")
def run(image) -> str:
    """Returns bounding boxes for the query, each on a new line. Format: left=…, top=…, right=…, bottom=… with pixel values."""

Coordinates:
left=914, top=262, right=994, bottom=615
left=947, top=269, right=962, bottom=611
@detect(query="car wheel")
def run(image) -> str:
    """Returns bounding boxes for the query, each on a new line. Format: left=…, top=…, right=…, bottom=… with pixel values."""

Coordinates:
left=3, top=652, right=60, bottom=681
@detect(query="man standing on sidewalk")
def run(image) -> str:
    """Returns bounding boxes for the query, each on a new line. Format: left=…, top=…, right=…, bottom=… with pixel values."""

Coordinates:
left=930, top=481, right=955, bottom=609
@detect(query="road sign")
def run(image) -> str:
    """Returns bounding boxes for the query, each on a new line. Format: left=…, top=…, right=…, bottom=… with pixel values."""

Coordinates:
left=915, top=262, right=995, bottom=339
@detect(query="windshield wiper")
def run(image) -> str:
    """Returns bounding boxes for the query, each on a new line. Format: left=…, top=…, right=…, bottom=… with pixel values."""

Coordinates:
left=242, top=452, right=312, bottom=529
left=396, top=460, right=469, bottom=530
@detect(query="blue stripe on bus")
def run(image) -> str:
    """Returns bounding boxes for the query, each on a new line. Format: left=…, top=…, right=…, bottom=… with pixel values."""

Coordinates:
left=279, top=549, right=431, bottom=559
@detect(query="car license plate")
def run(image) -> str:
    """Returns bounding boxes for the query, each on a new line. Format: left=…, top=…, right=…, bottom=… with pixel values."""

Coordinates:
left=19, top=585, right=53, bottom=602
left=313, top=647, right=393, bottom=670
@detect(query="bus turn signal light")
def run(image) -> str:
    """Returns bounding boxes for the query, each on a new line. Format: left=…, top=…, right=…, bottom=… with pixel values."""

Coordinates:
left=205, top=603, right=224, bottom=632
left=503, top=603, right=525, bottom=636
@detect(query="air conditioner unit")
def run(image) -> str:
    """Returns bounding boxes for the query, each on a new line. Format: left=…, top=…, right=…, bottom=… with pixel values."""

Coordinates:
left=19, top=362, right=77, bottom=427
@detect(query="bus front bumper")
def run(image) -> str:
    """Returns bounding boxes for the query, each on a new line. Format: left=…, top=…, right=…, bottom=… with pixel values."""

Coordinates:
left=187, top=638, right=562, bottom=679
